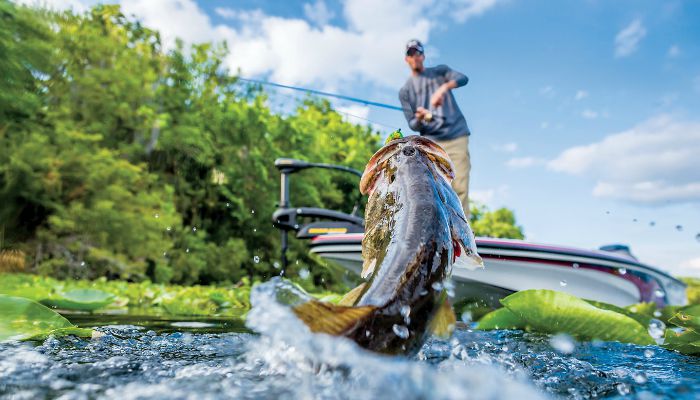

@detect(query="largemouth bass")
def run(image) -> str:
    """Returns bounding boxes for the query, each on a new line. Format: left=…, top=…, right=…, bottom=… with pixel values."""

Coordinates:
left=290, top=135, right=483, bottom=355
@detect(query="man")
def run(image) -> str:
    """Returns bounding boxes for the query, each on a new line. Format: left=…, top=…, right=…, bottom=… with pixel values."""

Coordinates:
left=398, top=39, right=472, bottom=216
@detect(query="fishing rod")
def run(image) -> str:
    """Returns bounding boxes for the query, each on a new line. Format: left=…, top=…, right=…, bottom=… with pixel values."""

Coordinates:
left=236, top=77, right=405, bottom=112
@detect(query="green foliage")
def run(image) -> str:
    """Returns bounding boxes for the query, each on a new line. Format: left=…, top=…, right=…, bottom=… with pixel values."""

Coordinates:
left=0, top=3, right=525, bottom=289
left=0, top=294, right=93, bottom=341
left=40, top=289, right=115, bottom=311
left=469, top=203, right=524, bottom=239
left=681, top=277, right=700, bottom=305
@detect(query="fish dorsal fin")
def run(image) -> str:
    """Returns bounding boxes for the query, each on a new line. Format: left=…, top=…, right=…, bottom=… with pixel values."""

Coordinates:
left=292, top=300, right=376, bottom=335
left=338, top=283, right=367, bottom=306
left=429, top=296, right=456, bottom=338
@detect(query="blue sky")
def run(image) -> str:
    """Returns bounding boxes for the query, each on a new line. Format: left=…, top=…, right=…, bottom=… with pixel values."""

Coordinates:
left=23, top=0, right=700, bottom=277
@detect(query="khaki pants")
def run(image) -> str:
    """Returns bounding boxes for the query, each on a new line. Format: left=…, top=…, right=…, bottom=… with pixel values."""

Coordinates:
left=434, top=135, right=470, bottom=217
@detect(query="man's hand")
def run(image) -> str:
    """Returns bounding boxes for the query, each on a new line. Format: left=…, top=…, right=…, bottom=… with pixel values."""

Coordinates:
left=415, top=107, right=429, bottom=121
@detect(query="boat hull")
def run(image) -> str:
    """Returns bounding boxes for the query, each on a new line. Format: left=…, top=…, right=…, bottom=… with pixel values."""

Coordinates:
left=309, top=234, right=687, bottom=307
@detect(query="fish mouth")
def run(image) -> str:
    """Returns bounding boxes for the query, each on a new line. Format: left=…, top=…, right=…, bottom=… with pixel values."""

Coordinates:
left=360, top=136, right=455, bottom=195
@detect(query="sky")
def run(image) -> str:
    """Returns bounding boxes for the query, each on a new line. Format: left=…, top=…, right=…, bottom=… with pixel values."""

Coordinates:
left=20, top=0, right=700, bottom=277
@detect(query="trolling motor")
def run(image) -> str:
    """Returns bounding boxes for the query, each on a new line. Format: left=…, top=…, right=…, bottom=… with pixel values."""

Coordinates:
left=272, top=158, right=365, bottom=273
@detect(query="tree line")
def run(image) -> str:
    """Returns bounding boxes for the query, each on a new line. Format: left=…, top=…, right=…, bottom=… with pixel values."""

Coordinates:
left=0, top=2, right=523, bottom=288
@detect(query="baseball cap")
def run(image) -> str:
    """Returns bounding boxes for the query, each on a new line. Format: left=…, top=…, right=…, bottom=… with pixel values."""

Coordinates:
left=405, top=39, right=424, bottom=55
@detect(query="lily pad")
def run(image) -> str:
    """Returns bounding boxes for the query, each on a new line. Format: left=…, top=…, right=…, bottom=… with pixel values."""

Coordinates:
left=663, top=329, right=700, bottom=355
left=668, top=305, right=700, bottom=331
left=501, top=290, right=655, bottom=345
left=585, top=299, right=652, bottom=327
left=476, top=307, right=526, bottom=330
left=0, top=294, right=93, bottom=341
left=41, top=289, right=115, bottom=311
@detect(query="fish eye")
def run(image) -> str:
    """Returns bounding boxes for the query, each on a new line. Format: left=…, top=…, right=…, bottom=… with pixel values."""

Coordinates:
left=402, top=146, right=416, bottom=157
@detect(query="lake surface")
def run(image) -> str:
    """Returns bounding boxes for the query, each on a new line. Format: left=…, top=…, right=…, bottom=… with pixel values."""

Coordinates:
left=0, top=282, right=698, bottom=400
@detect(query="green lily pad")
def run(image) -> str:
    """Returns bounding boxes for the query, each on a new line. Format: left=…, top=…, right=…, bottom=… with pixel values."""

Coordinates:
left=41, top=289, right=115, bottom=311
left=501, top=290, right=655, bottom=345
left=585, top=299, right=652, bottom=327
left=0, top=294, right=93, bottom=341
left=668, top=305, right=700, bottom=331
left=476, top=307, right=526, bottom=330
left=662, top=328, right=700, bottom=355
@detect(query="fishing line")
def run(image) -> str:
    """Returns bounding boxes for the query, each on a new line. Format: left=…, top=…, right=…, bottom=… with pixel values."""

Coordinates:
left=234, top=79, right=403, bottom=132
left=236, top=77, right=406, bottom=112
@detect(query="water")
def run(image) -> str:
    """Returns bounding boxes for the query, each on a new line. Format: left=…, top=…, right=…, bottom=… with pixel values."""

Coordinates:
left=0, top=283, right=698, bottom=399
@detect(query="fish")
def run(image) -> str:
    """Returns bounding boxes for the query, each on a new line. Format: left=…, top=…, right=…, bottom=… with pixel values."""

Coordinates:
left=288, top=134, right=483, bottom=355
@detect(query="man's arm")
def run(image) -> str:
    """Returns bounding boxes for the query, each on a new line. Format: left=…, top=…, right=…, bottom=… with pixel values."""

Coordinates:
left=430, top=65, right=468, bottom=108
left=399, top=88, right=423, bottom=132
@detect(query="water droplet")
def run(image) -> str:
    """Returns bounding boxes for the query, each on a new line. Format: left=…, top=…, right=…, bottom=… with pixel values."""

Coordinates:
left=154, top=213, right=159, bottom=219
left=273, top=262, right=281, bottom=269
left=163, top=252, right=167, bottom=257
left=616, top=383, right=631, bottom=396
left=400, top=305, right=411, bottom=324
left=649, top=221, right=655, bottom=227
left=647, top=319, right=665, bottom=343
left=560, top=280, right=567, bottom=287
left=675, top=225, right=683, bottom=232
left=185, top=248, right=190, bottom=253
left=166, top=226, right=172, bottom=232
left=253, top=256, right=260, bottom=264
left=605, top=210, right=610, bottom=215
left=654, top=288, right=665, bottom=298
left=392, top=324, right=409, bottom=339
left=295, top=260, right=299, bottom=265
left=549, top=333, right=575, bottom=354
left=80, top=261, right=85, bottom=267
left=632, top=218, right=637, bottom=222
left=644, top=349, right=654, bottom=358
left=226, top=203, right=230, bottom=207
left=696, top=233, right=700, bottom=242
left=618, top=267, right=627, bottom=275
left=296, top=208, right=302, bottom=214
left=251, top=209, right=255, bottom=214
left=431, top=282, right=443, bottom=291
left=443, top=280, right=455, bottom=297
left=192, top=226, right=197, bottom=232
left=461, top=311, right=472, bottom=323
left=419, top=289, right=429, bottom=296
left=299, top=268, right=310, bottom=279
left=632, top=371, right=648, bottom=384
left=253, top=228, right=257, bottom=233
left=572, top=263, right=579, bottom=269
left=653, top=310, right=662, bottom=318
left=365, top=330, right=371, bottom=338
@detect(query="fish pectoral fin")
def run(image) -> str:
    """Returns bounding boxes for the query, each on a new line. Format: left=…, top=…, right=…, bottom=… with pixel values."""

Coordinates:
left=292, top=300, right=376, bottom=335
left=453, top=240, right=484, bottom=271
left=429, top=297, right=457, bottom=338
left=338, top=283, right=367, bottom=306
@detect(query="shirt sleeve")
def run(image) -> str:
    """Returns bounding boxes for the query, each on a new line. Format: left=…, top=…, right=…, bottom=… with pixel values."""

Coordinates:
left=437, top=64, right=468, bottom=87
left=399, top=87, right=422, bottom=132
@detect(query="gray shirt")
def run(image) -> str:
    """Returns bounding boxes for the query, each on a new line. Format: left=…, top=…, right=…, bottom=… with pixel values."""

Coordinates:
left=398, top=65, right=470, bottom=141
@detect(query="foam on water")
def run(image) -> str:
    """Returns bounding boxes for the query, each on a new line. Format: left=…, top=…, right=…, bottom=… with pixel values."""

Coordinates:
left=0, top=279, right=698, bottom=399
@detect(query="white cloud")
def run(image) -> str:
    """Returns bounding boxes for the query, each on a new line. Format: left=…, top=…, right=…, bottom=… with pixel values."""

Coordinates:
left=575, top=90, right=588, bottom=100
left=615, top=19, right=646, bottom=58
left=21, top=0, right=504, bottom=92
left=549, top=115, right=700, bottom=205
left=667, top=44, right=680, bottom=58
left=471, top=185, right=509, bottom=205
left=492, top=142, right=517, bottom=153
left=506, top=157, right=546, bottom=168
left=334, top=104, right=370, bottom=125
left=581, top=109, right=598, bottom=119
left=303, top=0, right=334, bottom=26
left=540, top=121, right=549, bottom=129
left=15, top=0, right=87, bottom=11
left=539, top=85, right=554, bottom=97
left=673, top=257, right=700, bottom=277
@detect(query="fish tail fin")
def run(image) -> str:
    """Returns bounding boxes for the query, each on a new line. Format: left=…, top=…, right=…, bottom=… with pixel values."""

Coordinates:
left=338, top=282, right=367, bottom=306
left=293, top=300, right=376, bottom=335
left=429, top=295, right=457, bottom=338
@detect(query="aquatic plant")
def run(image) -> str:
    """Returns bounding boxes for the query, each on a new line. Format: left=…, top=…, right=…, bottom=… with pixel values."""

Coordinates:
left=0, top=294, right=93, bottom=341
left=40, top=289, right=115, bottom=311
